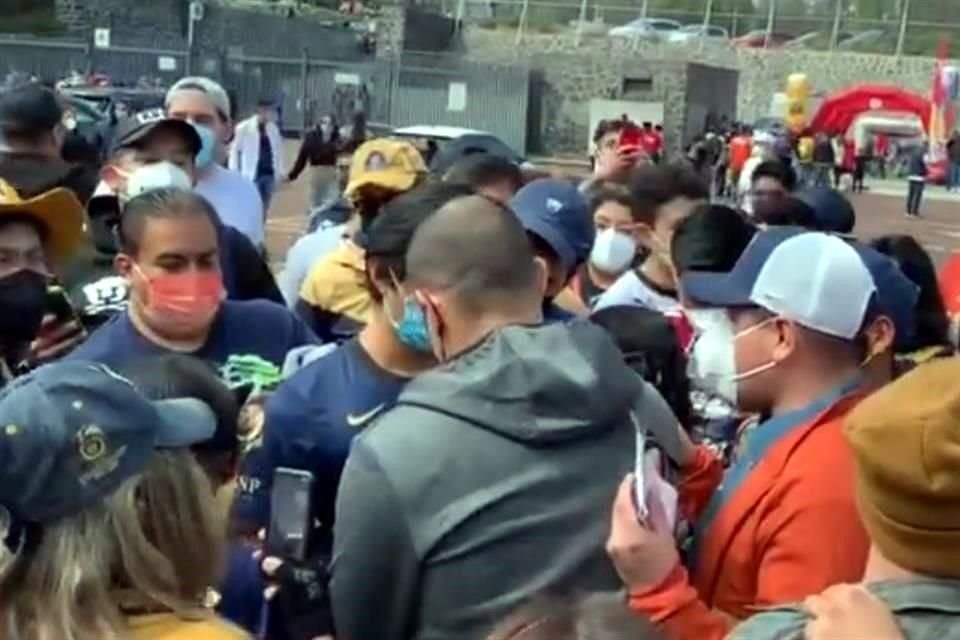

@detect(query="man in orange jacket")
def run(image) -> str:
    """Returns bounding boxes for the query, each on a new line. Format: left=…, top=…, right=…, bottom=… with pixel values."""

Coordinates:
left=607, top=228, right=877, bottom=640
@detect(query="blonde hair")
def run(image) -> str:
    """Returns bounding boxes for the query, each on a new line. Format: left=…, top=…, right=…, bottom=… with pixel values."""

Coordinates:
left=0, top=450, right=225, bottom=640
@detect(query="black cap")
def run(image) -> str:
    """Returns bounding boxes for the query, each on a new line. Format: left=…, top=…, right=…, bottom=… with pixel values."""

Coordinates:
left=0, top=83, right=63, bottom=135
left=110, top=108, right=202, bottom=157
left=796, top=188, right=856, bottom=236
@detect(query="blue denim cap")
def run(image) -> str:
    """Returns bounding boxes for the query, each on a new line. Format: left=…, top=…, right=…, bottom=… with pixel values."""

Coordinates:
left=0, top=361, right=216, bottom=524
left=510, top=179, right=594, bottom=273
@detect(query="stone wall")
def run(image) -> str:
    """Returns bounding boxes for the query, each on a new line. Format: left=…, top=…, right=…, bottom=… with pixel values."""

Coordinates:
left=465, top=28, right=959, bottom=154
left=465, top=30, right=715, bottom=156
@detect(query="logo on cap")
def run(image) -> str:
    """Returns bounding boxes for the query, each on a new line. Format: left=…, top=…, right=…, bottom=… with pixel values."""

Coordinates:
left=546, top=198, right=563, bottom=213
left=365, top=152, right=388, bottom=171
left=77, top=425, right=107, bottom=462
left=133, top=108, right=166, bottom=125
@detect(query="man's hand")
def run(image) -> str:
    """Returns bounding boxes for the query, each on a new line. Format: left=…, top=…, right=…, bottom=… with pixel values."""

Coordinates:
left=803, top=584, right=904, bottom=640
left=28, top=315, right=85, bottom=365
left=260, top=553, right=335, bottom=640
left=606, top=474, right=680, bottom=591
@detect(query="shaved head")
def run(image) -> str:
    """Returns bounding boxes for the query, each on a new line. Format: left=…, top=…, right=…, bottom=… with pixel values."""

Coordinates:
left=405, top=195, right=540, bottom=313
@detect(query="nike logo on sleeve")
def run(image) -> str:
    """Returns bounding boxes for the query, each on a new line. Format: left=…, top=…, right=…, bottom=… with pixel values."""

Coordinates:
left=346, top=403, right=386, bottom=428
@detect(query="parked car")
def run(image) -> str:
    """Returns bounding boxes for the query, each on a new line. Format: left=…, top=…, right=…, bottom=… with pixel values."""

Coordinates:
left=667, top=24, right=729, bottom=44
left=837, top=30, right=884, bottom=50
left=732, top=29, right=796, bottom=48
left=390, top=125, right=526, bottom=172
left=608, top=18, right=681, bottom=41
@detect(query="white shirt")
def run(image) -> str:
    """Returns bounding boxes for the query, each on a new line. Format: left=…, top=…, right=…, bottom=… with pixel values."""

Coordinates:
left=592, top=270, right=680, bottom=314
left=195, top=164, right=266, bottom=246
left=229, top=116, right=284, bottom=182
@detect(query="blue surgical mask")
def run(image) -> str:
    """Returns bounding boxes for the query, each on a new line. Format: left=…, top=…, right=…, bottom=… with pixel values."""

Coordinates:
left=190, top=122, right=216, bottom=169
left=389, top=296, right=433, bottom=353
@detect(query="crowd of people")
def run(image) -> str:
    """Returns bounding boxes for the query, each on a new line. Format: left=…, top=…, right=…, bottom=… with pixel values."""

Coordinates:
left=684, top=121, right=946, bottom=220
left=0, top=73, right=958, bottom=640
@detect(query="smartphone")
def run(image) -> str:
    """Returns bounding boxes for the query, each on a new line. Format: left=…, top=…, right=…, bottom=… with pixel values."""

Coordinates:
left=266, top=468, right=315, bottom=562
left=618, top=125, right=644, bottom=155
left=631, top=423, right=649, bottom=523
left=45, top=283, right=79, bottom=325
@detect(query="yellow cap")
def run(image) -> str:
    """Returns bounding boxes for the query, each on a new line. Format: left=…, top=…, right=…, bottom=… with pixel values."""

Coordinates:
left=0, top=180, right=85, bottom=261
left=344, top=139, right=425, bottom=199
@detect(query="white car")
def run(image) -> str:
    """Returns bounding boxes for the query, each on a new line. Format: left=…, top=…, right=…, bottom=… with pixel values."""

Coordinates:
left=667, top=24, right=729, bottom=44
left=608, top=18, right=680, bottom=41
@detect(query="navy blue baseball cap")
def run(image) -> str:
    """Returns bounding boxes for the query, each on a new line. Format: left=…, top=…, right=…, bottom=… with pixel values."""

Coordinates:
left=683, top=227, right=877, bottom=339
left=510, top=179, right=594, bottom=272
left=796, top=188, right=856, bottom=236
left=682, top=226, right=802, bottom=308
left=852, top=244, right=919, bottom=351
left=0, top=361, right=216, bottom=525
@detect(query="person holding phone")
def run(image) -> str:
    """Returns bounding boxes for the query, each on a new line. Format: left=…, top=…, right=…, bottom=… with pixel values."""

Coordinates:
left=581, top=119, right=650, bottom=196
left=0, top=179, right=86, bottom=384
left=242, top=184, right=472, bottom=640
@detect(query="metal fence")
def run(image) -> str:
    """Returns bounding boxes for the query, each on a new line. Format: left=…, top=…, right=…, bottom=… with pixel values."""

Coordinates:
left=417, top=0, right=960, bottom=58
left=0, top=36, right=530, bottom=152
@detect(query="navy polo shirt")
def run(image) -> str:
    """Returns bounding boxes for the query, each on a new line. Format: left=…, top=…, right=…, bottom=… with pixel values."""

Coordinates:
left=233, top=338, right=409, bottom=535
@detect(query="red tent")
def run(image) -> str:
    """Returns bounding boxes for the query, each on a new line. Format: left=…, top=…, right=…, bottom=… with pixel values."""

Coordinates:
left=809, top=84, right=931, bottom=136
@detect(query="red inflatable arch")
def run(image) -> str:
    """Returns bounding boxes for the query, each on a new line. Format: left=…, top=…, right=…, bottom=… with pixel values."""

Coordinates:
left=809, top=84, right=931, bottom=136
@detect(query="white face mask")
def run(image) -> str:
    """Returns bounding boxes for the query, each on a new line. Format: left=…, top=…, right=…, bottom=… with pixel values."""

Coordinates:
left=123, top=161, right=192, bottom=204
left=590, top=227, right=636, bottom=274
left=687, top=309, right=779, bottom=407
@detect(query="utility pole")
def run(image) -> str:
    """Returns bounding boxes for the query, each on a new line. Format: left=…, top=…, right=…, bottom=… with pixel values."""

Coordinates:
left=895, top=0, right=911, bottom=58
left=575, top=0, right=588, bottom=46
left=829, top=0, right=842, bottom=52
left=700, top=0, right=714, bottom=53
left=764, top=0, right=776, bottom=49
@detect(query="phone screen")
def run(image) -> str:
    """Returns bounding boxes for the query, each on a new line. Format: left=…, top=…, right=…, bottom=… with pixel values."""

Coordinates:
left=266, top=468, right=315, bottom=562
left=618, top=126, right=644, bottom=154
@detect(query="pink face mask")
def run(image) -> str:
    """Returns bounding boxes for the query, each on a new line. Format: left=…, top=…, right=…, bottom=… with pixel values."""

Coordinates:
left=135, top=266, right=224, bottom=337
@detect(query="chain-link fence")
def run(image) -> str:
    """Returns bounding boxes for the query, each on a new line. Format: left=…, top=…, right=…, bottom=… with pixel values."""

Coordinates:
left=416, top=0, right=959, bottom=58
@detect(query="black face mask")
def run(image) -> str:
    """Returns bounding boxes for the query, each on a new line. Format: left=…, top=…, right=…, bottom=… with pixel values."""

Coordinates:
left=0, top=269, right=49, bottom=346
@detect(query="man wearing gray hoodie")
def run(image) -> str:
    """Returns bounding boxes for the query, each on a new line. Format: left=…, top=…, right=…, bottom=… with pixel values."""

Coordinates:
left=330, top=194, right=686, bottom=640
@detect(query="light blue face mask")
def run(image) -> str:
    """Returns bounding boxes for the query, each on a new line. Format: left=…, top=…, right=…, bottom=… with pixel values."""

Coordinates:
left=390, top=296, right=433, bottom=353
left=190, top=122, right=216, bottom=170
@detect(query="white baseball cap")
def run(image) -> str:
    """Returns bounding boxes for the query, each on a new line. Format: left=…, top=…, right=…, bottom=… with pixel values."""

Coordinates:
left=682, top=228, right=876, bottom=339
left=165, top=77, right=231, bottom=120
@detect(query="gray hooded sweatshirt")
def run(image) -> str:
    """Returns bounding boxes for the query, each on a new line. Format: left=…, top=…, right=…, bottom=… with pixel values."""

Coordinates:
left=330, top=321, right=680, bottom=640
